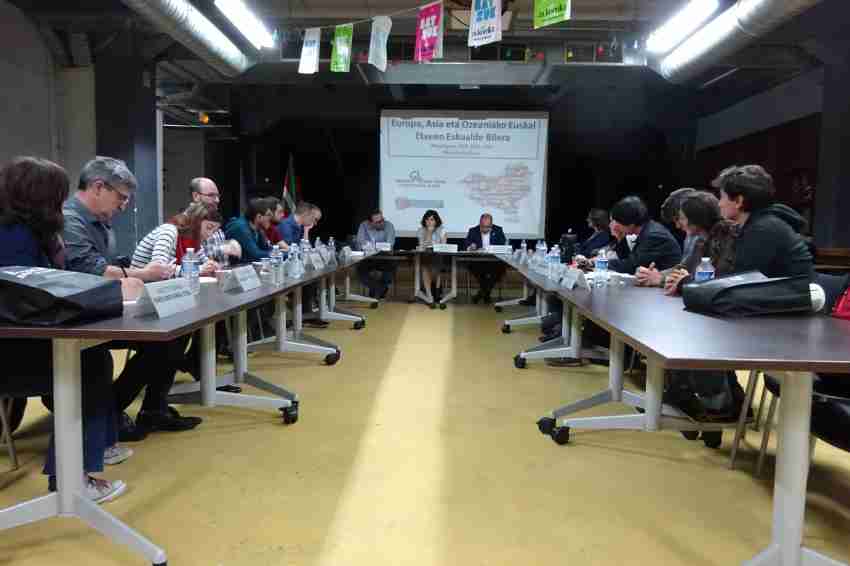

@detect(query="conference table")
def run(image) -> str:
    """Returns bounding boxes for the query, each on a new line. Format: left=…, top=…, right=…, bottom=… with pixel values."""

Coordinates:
left=0, top=254, right=369, bottom=565
left=498, top=254, right=850, bottom=566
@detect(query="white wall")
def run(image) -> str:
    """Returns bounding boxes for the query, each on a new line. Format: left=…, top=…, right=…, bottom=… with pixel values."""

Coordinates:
left=0, top=0, right=57, bottom=164
left=696, top=68, right=824, bottom=151
left=163, top=128, right=205, bottom=218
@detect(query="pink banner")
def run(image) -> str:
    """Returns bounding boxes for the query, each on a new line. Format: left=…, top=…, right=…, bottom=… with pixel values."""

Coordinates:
left=415, top=1, right=442, bottom=63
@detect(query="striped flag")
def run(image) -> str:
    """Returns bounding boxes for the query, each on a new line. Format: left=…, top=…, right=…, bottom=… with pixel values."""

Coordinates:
left=282, top=153, right=298, bottom=215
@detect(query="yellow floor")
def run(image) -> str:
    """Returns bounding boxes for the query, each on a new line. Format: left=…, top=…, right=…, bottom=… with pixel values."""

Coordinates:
left=2, top=302, right=850, bottom=565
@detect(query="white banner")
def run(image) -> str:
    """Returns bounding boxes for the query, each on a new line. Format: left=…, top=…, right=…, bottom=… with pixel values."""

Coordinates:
left=468, top=0, right=502, bottom=47
left=368, top=16, right=393, bottom=72
left=298, top=27, right=321, bottom=75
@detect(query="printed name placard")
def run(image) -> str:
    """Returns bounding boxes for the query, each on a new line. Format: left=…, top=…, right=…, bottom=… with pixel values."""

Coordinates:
left=223, top=265, right=261, bottom=293
left=433, top=243, right=458, bottom=253
left=317, top=247, right=331, bottom=264
left=135, top=279, right=196, bottom=319
left=562, top=268, right=590, bottom=291
left=375, top=242, right=392, bottom=252
left=309, top=251, right=326, bottom=270
left=486, top=245, right=512, bottom=255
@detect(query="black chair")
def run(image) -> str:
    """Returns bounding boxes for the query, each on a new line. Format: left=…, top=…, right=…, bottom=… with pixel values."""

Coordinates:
left=730, top=272, right=850, bottom=473
left=1, top=383, right=50, bottom=470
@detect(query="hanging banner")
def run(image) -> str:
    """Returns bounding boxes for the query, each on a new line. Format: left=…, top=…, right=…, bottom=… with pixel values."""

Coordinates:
left=331, top=23, right=354, bottom=73
left=468, top=0, right=502, bottom=47
left=298, top=27, right=321, bottom=74
left=533, top=0, right=571, bottom=29
left=368, top=16, right=393, bottom=72
left=415, top=1, right=443, bottom=63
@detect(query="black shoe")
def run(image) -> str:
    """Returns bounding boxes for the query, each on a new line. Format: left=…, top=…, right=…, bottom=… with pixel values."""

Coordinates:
left=519, top=296, right=536, bottom=307
left=472, top=292, right=482, bottom=304
left=303, top=319, right=330, bottom=329
left=217, top=384, right=242, bottom=393
left=118, top=411, right=148, bottom=442
left=378, top=287, right=389, bottom=300
left=137, top=408, right=202, bottom=432
left=539, top=332, right=559, bottom=343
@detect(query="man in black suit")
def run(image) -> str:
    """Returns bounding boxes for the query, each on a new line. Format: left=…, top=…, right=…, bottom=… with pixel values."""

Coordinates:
left=602, top=196, right=682, bottom=274
left=464, top=213, right=507, bottom=303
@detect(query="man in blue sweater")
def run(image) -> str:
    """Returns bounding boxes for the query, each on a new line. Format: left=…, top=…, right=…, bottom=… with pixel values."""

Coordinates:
left=224, top=197, right=282, bottom=262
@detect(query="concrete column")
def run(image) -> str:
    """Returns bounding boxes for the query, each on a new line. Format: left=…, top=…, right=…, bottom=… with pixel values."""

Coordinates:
left=95, top=32, right=159, bottom=255
left=815, top=59, right=850, bottom=247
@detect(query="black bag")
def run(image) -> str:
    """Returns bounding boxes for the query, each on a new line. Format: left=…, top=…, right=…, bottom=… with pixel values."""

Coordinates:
left=0, top=266, right=122, bottom=326
left=682, top=271, right=811, bottom=316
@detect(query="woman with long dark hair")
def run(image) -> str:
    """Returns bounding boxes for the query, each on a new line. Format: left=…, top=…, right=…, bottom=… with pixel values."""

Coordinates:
left=0, top=156, right=135, bottom=503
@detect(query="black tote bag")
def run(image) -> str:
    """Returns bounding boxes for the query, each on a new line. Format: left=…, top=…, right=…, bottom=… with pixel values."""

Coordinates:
left=682, top=271, right=811, bottom=317
left=0, top=266, right=122, bottom=326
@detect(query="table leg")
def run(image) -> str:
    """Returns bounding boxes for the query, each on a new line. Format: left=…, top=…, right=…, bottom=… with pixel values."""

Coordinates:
left=0, top=338, right=167, bottom=564
left=494, top=281, right=527, bottom=310
left=743, top=371, right=846, bottom=566
left=318, top=274, right=366, bottom=327
left=342, top=269, right=377, bottom=305
left=413, top=254, right=432, bottom=305
left=515, top=303, right=589, bottom=365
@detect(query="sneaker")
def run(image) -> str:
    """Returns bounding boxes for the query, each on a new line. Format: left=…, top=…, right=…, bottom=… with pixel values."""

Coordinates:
left=48, top=475, right=127, bottom=504
left=104, top=445, right=133, bottom=466
left=85, top=475, right=127, bottom=504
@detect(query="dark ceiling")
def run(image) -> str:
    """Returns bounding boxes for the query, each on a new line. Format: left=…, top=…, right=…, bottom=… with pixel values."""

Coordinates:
left=8, top=0, right=847, bottom=131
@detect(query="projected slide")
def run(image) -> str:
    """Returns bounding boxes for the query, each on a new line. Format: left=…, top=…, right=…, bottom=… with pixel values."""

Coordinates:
left=380, top=110, right=549, bottom=238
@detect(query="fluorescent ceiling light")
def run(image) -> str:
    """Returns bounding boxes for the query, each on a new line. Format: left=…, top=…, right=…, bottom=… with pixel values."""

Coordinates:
left=660, top=6, right=737, bottom=77
left=215, top=0, right=275, bottom=50
left=646, top=0, right=720, bottom=55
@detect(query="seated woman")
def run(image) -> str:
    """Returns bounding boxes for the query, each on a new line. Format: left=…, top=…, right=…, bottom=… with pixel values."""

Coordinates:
left=0, top=156, right=142, bottom=502
left=578, top=208, right=612, bottom=257
left=131, top=202, right=225, bottom=276
left=636, top=191, right=736, bottom=288
left=663, top=192, right=739, bottom=295
left=416, top=209, right=448, bottom=303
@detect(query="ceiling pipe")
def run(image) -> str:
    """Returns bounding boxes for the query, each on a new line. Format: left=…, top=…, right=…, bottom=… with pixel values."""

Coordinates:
left=659, top=0, right=823, bottom=84
left=121, top=0, right=250, bottom=77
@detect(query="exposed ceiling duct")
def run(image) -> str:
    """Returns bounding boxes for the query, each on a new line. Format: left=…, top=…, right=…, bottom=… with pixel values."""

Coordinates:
left=121, top=0, right=251, bottom=77
left=658, top=0, right=824, bottom=84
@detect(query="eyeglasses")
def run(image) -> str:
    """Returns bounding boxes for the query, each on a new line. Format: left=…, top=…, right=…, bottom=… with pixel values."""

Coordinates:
left=101, top=181, right=131, bottom=205
left=197, top=192, right=220, bottom=200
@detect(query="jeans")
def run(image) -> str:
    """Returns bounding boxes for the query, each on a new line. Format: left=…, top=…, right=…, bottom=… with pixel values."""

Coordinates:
left=0, top=340, right=116, bottom=476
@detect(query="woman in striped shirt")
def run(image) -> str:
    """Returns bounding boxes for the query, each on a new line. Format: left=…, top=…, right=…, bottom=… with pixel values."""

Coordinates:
left=132, top=203, right=222, bottom=276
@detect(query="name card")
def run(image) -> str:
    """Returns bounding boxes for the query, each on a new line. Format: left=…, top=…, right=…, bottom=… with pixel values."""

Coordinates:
left=375, top=242, right=392, bottom=252
left=433, top=243, right=458, bottom=253
left=309, top=251, right=326, bottom=270
left=486, top=245, right=512, bottom=255
left=221, top=265, right=261, bottom=293
left=562, top=268, right=590, bottom=291
left=317, top=247, right=331, bottom=264
left=135, top=279, right=196, bottom=319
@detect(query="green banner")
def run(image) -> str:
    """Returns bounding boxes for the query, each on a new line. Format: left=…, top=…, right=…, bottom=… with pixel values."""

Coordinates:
left=331, top=24, right=353, bottom=73
left=533, top=0, right=571, bottom=29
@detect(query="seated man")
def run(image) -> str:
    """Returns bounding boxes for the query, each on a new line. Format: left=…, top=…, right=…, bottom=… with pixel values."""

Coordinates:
left=277, top=201, right=326, bottom=327
left=265, top=197, right=285, bottom=246
left=224, top=197, right=285, bottom=263
left=464, top=213, right=507, bottom=304
left=356, top=209, right=397, bottom=299
left=63, top=156, right=202, bottom=439
left=603, top=196, right=682, bottom=274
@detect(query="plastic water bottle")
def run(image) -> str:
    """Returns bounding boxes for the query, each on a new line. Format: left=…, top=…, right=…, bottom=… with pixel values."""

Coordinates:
left=547, top=245, right=560, bottom=279
left=328, top=237, right=336, bottom=252
left=595, top=257, right=609, bottom=288
left=695, top=257, right=716, bottom=283
left=182, top=248, right=200, bottom=294
left=520, top=239, right=527, bottom=254
left=269, top=247, right=283, bottom=286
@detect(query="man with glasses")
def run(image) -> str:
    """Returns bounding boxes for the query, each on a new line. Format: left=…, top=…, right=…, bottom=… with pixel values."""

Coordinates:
left=189, top=177, right=241, bottom=265
left=64, top=156, right=203, bottom=440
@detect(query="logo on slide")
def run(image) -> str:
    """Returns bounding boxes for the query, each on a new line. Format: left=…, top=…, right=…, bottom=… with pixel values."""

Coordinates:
left=460, top=163, right=532, bottom=222
left=395, top=169, right=446, bottom=189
